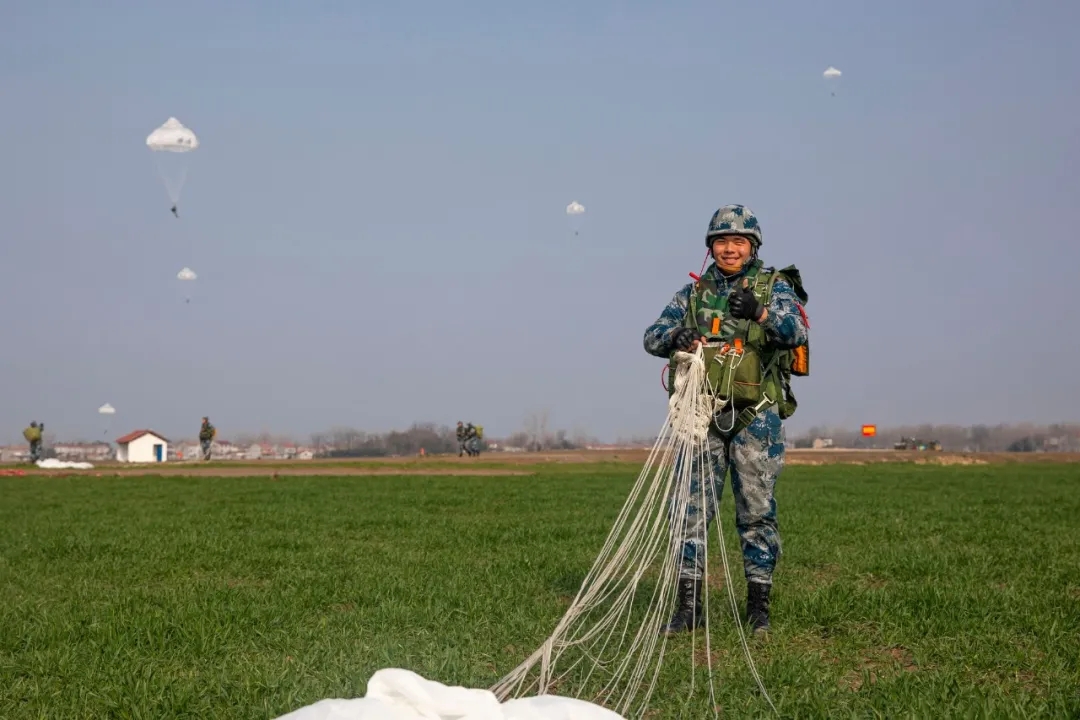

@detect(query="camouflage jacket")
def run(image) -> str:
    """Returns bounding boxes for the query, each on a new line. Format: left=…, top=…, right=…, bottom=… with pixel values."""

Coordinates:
left=643, top=261, right=809, bottom=358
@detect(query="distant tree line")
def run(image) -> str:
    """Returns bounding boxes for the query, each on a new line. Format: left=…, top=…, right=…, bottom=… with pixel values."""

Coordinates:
left=792, top=423, right=1080, bottom=452
left=300, top=411, right=603, bottom=457
left=307, top=423, right=466, bottom=457
left=23, top=419, right=1079, bottom=456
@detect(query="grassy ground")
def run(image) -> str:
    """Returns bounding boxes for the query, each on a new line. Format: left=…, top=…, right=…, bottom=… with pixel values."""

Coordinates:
left=1, top=461, right=1078, bottom=718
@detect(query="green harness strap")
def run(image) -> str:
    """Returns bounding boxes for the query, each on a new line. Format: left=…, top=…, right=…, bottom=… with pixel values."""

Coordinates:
left=672, top=261, right=806, bottom=437
left=710, top=265, right=788, bottom=437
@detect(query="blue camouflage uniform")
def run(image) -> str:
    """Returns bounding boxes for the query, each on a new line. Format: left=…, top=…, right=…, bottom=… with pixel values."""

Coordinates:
left=645, top=262, right=808, bottom=587
left=646, top=204, right=810, bottom=645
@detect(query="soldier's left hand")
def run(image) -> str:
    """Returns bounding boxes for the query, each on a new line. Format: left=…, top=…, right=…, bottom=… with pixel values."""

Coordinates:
left=728, top=285, right=764, bottom=322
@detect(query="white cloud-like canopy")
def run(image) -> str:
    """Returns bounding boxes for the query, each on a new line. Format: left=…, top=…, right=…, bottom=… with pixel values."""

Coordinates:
left=147, top=117, right=199, bottom=152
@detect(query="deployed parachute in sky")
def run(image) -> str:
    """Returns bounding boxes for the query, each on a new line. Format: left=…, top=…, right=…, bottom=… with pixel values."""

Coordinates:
left=98, top=403, right=116, bottom=438
left=146, top=117, right=199, bottom=215
left=566, top=201, right=586, bottom=236
left=823, top=66, right=842, bottom=96
left=177, top=267, right=197, bottom=303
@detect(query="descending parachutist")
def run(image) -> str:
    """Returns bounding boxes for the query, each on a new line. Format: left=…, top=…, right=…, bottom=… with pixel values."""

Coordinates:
left=171, top=204, right=178, bottom=218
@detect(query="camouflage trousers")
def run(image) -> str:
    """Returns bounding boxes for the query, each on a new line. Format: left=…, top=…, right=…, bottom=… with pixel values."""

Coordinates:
left=671, top=404, right=785, bottom=586
left=467, top=437, right=480, bottom=455
left=201, top=439, right=212, bottom=460
left=29, top=440, right=42, bottom=463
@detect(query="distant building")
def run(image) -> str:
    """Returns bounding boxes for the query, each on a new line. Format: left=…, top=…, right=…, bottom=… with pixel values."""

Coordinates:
left=812, top=438, right=834, bottom=449
left=53, top=442, right=113, bottom=462
left=115, top=430, right=169, bottom=463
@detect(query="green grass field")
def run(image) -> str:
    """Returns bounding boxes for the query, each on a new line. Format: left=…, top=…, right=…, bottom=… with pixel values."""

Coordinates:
left=2, top=461, right=1079, bottom=719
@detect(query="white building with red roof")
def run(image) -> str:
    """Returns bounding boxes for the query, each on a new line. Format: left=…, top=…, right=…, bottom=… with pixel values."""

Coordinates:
left=115, top=430, right=169, bottom=463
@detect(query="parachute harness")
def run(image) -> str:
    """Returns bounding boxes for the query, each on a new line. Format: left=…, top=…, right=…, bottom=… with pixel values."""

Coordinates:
left=492, top=345, right=777, bottom=718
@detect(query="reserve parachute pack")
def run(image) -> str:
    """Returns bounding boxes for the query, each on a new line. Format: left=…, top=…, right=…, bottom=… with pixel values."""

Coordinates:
left=475, top=426, right=484, bottom=439
left=666, top=260, right=809, bottom=433
left=23, top=426, right=42, bottom=443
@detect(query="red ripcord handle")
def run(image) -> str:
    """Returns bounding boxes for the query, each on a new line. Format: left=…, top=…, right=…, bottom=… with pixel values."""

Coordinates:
left=689, top=248, right=710, bottom=281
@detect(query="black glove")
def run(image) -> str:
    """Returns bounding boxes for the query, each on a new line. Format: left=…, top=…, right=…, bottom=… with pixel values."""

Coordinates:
left=728, top=285, right=764, bottom=321
left=670, top=327, right=700, bottom=351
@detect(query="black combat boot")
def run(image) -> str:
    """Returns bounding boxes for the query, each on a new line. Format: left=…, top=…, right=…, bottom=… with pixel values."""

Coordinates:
left=660, top=578, right=703, bottom=636
left=746, top=581, right=771, bottom=634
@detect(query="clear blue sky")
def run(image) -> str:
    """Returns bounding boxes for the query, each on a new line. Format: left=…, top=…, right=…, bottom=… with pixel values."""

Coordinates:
left=1, top=0, right=1077, bottom=444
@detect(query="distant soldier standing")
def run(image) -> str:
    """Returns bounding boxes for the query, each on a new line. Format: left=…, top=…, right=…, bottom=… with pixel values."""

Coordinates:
left=468, top=424, right=483, bottom=457
left=464, top=422, right=479, bottom=457
left=23, top=421, right=43, bottom=462
left=457, top=423, right=470, bottom=455
left=199, top=417, right=216, bottom=461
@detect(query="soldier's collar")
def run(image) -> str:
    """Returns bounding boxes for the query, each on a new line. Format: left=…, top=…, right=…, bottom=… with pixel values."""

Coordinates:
left=709, top=261, right=756, bottom=282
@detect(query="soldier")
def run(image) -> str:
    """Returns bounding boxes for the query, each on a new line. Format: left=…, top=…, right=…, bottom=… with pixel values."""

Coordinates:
left=644, top=204, right=810, bottom=636
left=199, top=417, right=216, bottom=461
left=456, top=421, right=467, bottom=457
left=468, top=424, right=483, bottom=457
left=464, top=422, right=478, bottom=457
left=23, top=421, right=43, bottom=462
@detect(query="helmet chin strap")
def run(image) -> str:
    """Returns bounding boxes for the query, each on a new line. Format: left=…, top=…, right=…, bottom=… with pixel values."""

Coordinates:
left=703, top=238, right=759, bottom=276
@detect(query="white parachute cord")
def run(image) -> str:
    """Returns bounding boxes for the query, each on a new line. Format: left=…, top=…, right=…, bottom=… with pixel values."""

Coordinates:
left=710, top=495, right=778, bottom=714
left=491, top=347, right=706, bottom=712
left=491, top=345, right=774, bottom=717
left=153, top=152, right=188, bottom=207
left=491, top=402, right=682, bottom=702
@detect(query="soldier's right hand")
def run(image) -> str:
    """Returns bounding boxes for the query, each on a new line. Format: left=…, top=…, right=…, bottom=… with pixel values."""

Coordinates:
left=671, top=327, right=704, bottom=352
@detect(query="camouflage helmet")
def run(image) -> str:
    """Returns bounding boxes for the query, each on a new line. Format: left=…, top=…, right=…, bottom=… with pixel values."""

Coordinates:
left=705, top=204, right=762, bottom=248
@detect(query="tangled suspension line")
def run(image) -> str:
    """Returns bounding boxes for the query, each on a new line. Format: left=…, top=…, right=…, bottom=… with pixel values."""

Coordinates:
left=492, top=345, right=777, bottom=718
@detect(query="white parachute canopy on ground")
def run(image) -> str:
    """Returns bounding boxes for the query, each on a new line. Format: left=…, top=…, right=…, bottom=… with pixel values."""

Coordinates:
left=146, top=117, right=199, bottom=210
left=273, top=668, right=626, bottom=720
left=37, top=458, right=95, bottom=470
left=566, top=201, right=586, bottom=236
left=823, top=66, right=842, bottom=96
